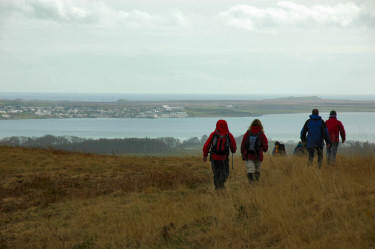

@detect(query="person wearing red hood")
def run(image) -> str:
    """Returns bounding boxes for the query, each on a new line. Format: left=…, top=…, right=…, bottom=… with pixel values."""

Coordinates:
left=241, top=119, right=268, bottom=183
left=203, top=120, right=237, bottom=190
left=326, top=110, right=346, bottom=164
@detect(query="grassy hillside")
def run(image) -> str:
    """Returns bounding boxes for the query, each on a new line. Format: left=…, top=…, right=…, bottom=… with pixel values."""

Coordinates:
left=1, top=146, right=374, bottom=249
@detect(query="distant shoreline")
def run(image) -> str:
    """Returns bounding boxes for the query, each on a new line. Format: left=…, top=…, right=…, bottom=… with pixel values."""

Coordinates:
left=1, top=96, right=375, bottom=120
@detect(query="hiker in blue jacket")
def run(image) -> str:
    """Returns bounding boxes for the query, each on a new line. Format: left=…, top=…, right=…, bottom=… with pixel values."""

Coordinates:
left=300, top=109, right=331, bottom=168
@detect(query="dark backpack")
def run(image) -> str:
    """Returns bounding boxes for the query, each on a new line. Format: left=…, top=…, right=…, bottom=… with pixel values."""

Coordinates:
left=210, top=132, right=230, bottom=155
left=247, top=131, right=261, bottom=156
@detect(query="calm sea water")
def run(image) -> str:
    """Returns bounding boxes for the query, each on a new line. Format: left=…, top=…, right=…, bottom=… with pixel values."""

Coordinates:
left=0, top=112, right=374, bottom=143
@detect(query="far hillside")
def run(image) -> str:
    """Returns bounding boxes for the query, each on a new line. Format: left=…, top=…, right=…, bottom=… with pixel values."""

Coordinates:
left=1, top=96, right=375, bottom=119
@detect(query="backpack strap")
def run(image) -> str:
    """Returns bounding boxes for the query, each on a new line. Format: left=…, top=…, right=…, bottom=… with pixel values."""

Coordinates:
left=248, top=131, right=262, bottom=136
left=209, top=132, right=218, bottom=154
left=321, top=120, right=330, bottom=144
left=301, top=119, right=309, bottom=142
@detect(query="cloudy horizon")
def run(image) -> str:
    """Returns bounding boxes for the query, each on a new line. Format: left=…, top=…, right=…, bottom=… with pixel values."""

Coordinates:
left=1, top=0, right=374, bottom=95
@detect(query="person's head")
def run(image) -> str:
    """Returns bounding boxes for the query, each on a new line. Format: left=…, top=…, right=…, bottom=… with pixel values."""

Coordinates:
left=312, top=108, right=319, bottom=115
left=330, top=110, right=337, bottom=116
left=248, top=119, right=263, bottom=132
left=216, top=119, right=229, bottom=135
left=275, top=141, right=280, bottom=146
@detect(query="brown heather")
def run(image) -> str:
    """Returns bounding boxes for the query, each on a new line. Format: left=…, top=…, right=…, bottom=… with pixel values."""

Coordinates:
left=0, top=146, right=374, bottom=249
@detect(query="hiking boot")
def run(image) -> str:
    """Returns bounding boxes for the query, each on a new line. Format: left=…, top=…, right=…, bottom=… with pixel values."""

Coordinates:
left=247, top=173, right=254, bottom=184
left=255, top=172, right=260, bottom=181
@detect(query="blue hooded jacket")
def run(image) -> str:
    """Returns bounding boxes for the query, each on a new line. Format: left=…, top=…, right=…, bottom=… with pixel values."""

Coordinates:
left=300, top=115, right=330, bottom=148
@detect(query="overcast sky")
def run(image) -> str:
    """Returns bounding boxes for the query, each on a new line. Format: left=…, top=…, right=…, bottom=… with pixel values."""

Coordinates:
left=0, top=0, right=374, bottom=95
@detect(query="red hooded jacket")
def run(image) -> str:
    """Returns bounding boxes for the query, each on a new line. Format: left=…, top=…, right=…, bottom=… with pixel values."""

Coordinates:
left=241, top=126, right=268, bottom=162
left=203, top=120, right=237, bottom=160
left=326, top=116, right=346, bottom=143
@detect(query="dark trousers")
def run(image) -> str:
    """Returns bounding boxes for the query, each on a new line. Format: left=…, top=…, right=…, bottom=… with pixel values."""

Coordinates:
left=308, top=147, right=323, bottom=167
left=327, top=142, right=339, bottom=164
left=211, top=159, right=227, bottom=190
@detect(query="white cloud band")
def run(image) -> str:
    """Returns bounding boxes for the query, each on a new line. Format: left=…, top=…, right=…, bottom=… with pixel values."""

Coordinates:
left=219, top=1, right=373, bottom=30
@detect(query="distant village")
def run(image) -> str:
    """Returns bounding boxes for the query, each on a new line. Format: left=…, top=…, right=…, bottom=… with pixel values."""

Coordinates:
left=0, top=102, right=189, bottom=119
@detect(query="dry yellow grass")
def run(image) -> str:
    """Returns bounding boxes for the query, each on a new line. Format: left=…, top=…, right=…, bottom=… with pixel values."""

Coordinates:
left=1, top=146, right=374, bottom=249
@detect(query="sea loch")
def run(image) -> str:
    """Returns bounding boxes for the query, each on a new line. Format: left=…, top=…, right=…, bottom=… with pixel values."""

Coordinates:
left=0, top=112, right=374, bottom=143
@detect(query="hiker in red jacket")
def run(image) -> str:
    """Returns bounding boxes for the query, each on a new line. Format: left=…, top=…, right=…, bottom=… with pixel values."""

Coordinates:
left=326, top=110, right=346, bottom=164
left=203, top=120, right=237, bottom=190
left=240, top=119, right=268, bottom=183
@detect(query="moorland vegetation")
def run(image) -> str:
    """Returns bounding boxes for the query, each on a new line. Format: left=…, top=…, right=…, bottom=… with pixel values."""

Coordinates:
left=0, top=146, right=374, bottom=249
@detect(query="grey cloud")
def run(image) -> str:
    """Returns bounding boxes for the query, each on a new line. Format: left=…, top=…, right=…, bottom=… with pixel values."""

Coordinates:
left=0, top=0, right=98, bottom=24
left=0, top=0, right=188, bottom=28
left=27, top=1, right=98, bottom=23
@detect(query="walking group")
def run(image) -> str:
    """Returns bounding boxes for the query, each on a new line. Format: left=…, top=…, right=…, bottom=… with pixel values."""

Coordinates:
left=202, top=108, right=346, bottom=190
